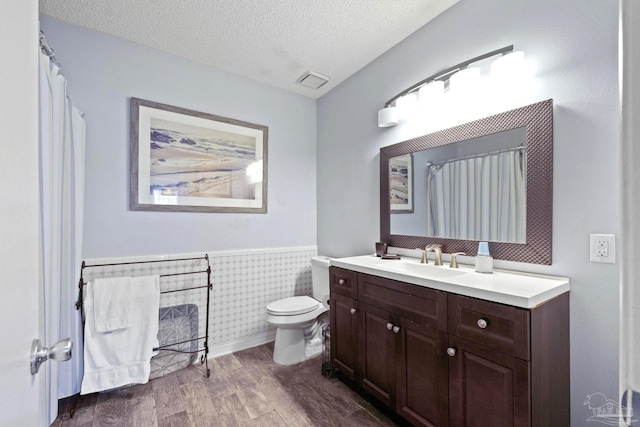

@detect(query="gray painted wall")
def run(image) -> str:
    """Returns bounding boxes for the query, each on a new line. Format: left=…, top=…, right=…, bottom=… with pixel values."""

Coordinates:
left=317, top=0, right=620, bottom=425
left=40, top=16, right=318, bottom=258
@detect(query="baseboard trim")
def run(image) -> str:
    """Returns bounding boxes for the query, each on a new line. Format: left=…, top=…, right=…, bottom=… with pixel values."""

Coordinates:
left=208, top=330, right=276, bottom=359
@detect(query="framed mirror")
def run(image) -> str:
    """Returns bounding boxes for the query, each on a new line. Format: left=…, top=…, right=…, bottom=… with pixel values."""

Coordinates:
left=380, top=99, right=553, bottom=264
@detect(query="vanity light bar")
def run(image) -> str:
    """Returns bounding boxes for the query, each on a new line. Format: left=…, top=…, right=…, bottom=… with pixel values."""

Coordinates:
left=378, top=45, right=516, bottom=127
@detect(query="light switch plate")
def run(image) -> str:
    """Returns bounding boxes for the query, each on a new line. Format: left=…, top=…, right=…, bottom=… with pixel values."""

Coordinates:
left=589, top=234, right=616, bottom=263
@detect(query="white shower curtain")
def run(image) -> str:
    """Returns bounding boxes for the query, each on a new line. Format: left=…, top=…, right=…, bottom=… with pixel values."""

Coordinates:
left=39, top=51, right=86, bottom=424
left=427, top=150, right=526, bottom=243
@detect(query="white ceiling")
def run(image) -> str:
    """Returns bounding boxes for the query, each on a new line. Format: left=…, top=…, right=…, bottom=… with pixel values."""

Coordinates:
left=39, top=0, right=459, bottom=99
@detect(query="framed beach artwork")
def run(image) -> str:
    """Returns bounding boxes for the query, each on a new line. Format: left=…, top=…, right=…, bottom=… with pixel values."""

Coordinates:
left=130, top=98, right=268, bottom=213
left=389, top=154, right=413, bottom=213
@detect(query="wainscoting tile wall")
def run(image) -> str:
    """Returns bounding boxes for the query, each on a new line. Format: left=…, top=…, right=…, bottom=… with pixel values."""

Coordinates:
left=86, top=246, right=318, bottom=359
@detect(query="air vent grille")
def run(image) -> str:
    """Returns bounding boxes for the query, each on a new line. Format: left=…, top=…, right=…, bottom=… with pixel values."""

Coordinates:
left=297, top=71, right=330, bottom=89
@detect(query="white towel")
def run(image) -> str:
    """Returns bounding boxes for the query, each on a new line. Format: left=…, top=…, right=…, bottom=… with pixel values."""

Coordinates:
left=81, top=275, right=160, bottom=395
left=93, top=277, right=132, bottom=332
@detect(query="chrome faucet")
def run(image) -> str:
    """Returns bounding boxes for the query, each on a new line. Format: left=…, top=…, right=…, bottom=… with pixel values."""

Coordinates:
left=426, top=244, right=443, bottom=266
left=415, top=248, right=428, bottom=263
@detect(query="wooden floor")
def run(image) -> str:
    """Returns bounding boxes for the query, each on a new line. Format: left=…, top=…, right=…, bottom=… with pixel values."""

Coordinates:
left=53, top=343, right=399, bottom=426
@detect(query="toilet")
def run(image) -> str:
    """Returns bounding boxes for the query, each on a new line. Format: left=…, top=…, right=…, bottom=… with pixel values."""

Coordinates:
left=265, top=256, right=331, bottom=365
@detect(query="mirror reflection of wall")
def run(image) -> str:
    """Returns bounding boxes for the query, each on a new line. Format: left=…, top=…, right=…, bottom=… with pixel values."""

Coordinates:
left=390, top=127, right=527, bottom=243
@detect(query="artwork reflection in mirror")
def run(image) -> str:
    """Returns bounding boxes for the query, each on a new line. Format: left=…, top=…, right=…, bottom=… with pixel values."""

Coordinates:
left=389, top=154, right=413, bottom=213
left=390, top=127, right=527, bottom=243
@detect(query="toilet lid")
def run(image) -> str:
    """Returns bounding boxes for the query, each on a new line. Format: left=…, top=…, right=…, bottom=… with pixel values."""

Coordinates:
left=267, top=296, right=320, bottom=316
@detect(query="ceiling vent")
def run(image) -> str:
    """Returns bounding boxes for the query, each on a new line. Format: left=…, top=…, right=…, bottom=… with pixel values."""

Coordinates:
left=296, top=71, right=330, bottom=89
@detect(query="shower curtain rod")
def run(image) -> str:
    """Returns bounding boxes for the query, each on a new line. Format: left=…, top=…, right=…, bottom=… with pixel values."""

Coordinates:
left=426, top=144, right=525, bottom=169
left=39, top=30, right=61, bottom=69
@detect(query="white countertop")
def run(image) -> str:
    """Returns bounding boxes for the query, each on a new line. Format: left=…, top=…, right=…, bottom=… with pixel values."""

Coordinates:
left=330, top=255, right=570, bottom=309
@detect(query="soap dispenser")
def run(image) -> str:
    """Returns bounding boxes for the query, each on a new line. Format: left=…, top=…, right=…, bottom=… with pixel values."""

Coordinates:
left=475, top=241, right=493, bottom=274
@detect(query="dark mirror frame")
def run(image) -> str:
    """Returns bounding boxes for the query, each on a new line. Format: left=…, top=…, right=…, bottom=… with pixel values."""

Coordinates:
left=380, top=99, right=553, bottom=265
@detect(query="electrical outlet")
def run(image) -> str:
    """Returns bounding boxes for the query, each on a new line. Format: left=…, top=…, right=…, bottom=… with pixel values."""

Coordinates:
left=589, top=234, right=616, bottom=263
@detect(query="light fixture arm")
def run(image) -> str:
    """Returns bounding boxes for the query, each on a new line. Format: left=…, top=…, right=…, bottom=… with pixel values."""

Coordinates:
left=383, top=45, right=514, bottom=108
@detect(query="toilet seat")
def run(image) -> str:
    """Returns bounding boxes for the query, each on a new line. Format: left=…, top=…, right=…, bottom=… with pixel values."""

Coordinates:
left=267, top=296, right=320, bottom=316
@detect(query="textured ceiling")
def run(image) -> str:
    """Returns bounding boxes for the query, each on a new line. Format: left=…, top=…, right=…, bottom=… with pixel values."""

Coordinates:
left=39, top=0, right=459, bottom=99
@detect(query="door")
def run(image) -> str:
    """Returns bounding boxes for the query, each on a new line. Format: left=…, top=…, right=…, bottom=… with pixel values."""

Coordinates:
left=0, top=1, right=46, bottom=425
left=448, top=336, right=530, bottom=427
left=396, top=317, right=448, bottom=427
left=330, top=292, right=359, bottom=381
left=359, top=303, right=396, bottom=408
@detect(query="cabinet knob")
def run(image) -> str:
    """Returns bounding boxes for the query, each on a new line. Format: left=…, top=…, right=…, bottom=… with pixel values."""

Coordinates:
left=477, top=318, right=488, bottom=329
left=338, top=278, right=345, bottom=285
left=350, top=308, right=357, bottom=315
left=446, top=347, right=457, bottom=357
left=386, top=322, right=393, bottom=331
left=392, top=326, right=400, bottom=334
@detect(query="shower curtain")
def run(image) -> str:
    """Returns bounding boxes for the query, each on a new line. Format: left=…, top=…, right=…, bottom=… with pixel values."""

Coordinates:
left=427, top=150, right=526, bottom=243
left=39, top=50, right=86, bottom=424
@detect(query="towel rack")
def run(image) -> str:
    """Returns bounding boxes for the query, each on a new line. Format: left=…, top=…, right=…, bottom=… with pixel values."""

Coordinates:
left=76, top=254, right=213, bottom=378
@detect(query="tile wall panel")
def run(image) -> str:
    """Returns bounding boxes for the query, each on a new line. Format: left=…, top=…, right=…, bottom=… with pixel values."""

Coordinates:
left=86, top=246, right=318, bottom=354
left=209, top=247, right=317, bottom=345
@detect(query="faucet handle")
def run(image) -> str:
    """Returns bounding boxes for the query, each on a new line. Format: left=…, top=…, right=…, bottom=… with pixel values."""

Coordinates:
left=450, top=252, right=466, bottom=268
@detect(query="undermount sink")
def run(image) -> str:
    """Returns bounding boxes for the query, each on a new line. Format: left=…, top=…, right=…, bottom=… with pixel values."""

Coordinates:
left=375, top=260, right=468, bottom=279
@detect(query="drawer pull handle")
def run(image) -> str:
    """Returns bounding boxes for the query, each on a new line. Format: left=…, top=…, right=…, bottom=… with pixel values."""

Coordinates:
left=392, top=326, right=400, bottom=334
left=386, top=322, right=393, bottom=331
left=350, top=308, right=357, bottom=315
left=477, top=318, right=488, bottom=329
left=338, top=278, right=345, bottom=285
left=447, top=347, right=457, bottom=357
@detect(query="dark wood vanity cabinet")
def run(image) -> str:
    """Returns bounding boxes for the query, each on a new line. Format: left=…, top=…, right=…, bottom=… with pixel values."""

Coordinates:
left=358, top=301, right=450, bottom=426
left=329, top=267, right=570, bottom=427
left=447, top=293, right=570, bottom=427
left=358, top=273, right=449, bottom=427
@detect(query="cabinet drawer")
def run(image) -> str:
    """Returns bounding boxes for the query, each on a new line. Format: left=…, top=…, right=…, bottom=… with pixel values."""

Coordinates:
left=448, top=294, right=530, bottom=360
left=358, top=274, right=447, bottom=330
left=330, top=267, right=357, bottom=298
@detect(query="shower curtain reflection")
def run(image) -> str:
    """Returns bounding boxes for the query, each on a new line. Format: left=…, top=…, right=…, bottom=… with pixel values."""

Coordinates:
left=427, top=149, right=526, bottom=243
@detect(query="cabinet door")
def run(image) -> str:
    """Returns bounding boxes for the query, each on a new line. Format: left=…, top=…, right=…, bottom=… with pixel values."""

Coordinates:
left=396, top=317, right=449, bottom=427
left=330, top=293, right=359, bottom=381
left=359, top=303, right=396, bottom=408
left=448, top=335, right=530, bottom=427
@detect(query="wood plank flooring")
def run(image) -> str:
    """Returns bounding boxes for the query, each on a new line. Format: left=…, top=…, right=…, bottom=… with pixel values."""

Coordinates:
left=52, top=343, right=400, bottom=426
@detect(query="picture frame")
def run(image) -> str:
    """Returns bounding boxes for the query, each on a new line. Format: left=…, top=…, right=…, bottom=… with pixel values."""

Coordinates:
left=389, top=153, right=413, bottom=213
left=130, top=98, right=268, bottom=213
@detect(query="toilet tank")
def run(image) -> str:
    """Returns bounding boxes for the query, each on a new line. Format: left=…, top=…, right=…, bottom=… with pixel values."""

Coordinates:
left=310, top=256, right=331, bottom=307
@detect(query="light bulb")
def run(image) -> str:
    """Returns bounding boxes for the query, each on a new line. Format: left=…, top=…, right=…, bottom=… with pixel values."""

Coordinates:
left=395, top=92, right=419, bottom=121
left=490, top=51, right=525, bottom=81
left=449, top=67, right=481, bottom=95
left=419, top=80, right=445, bottom=108
left=378, top=106, right=398, bottom=127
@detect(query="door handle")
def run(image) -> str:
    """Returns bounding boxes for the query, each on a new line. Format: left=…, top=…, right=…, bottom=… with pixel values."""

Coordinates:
left=30, top=338, right=72, bottom=375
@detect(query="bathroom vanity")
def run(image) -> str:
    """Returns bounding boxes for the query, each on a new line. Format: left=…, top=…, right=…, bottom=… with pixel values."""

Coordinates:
left=329, top=255, right=570, bottom=427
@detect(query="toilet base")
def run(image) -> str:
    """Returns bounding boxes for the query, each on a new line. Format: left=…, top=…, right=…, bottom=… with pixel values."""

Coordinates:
left=271, top=316, right=327, bottom=366
left=273, top=328, right=308, bottom=366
